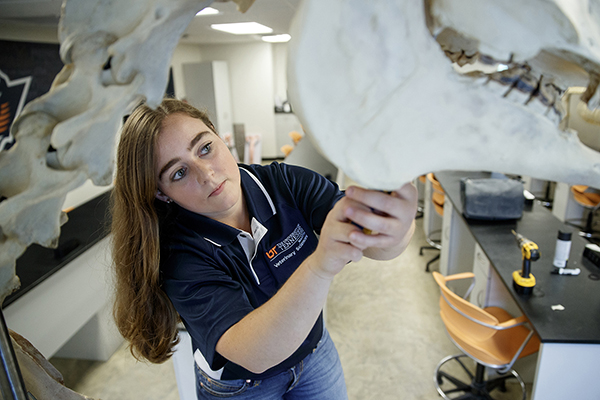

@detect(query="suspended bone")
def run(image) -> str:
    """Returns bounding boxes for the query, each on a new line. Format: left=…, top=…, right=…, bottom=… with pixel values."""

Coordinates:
left=0, top=0, right=255, bottom=302
left=0, top=0, right=218, bottom=303
left=287, top=0, right=600, bottom=190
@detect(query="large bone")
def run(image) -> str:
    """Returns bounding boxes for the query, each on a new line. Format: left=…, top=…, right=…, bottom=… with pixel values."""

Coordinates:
left=0, top=0, right=217, bottom=303
left=288, top=0, right=600, bottom=190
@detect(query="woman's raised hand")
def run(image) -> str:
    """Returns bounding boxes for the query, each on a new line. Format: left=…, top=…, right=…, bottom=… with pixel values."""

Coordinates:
left=307, top=182, right=418, bottom=280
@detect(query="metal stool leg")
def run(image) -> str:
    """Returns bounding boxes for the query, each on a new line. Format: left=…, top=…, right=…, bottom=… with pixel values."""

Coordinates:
left=0, top=311, right=28, bottom=400
left=434, top=355, right=526, bottom=400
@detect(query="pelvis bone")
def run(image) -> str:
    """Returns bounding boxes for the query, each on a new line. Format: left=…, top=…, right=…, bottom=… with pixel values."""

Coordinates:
left=0, top=0, right=219, bottom=303
left=288, top=0, right=600, bottom=190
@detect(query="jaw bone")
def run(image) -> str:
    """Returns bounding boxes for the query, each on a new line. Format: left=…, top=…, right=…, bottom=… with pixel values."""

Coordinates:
left=287, top=0, right=600, bottom=190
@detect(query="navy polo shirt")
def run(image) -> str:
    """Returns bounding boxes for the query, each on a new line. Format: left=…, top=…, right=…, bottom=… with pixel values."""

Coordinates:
left=159, top=162, right=344, bottom=380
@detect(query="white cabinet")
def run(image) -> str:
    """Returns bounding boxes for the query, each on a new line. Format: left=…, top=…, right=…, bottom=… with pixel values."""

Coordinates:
left=439, top=196, right=476, bottom=285
left=4, top=237, right=122, bottom=360
left=552, top=181, right=586, bottom=223
left=470, top=243, right=491, bottom=307
left=182, top=61, right=233, bottom=137
left=172, top=329, right=196, bottom=400
left=469, top=243, right=522, bottom=317
left=274, top=113, right=303, bottom=158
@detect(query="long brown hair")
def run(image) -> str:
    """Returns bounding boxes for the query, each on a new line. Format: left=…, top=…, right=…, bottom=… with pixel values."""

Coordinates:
left=111, top=98, right=216, bottom=363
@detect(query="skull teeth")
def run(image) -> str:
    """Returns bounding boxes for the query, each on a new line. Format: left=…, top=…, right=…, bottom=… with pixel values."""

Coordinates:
left=577, top=76, right=600, bottom=125
left=444, top=49, right=478, bottom=67
left=451, top=50, right=600, bottom=127
left=581, top=73, right=599, bottom=105
left=459, top=58, right=567, bottom=125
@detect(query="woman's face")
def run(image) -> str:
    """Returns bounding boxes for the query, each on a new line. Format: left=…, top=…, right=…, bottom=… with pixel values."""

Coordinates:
left=155, top=113, right=243, bottom=222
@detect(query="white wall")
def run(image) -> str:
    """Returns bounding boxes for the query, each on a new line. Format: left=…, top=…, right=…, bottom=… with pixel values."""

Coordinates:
left=198, top=42, right=277, bottom=159
left=272, top=43, right=289, bottom=107
left=0, top=21, right=58, bottom=43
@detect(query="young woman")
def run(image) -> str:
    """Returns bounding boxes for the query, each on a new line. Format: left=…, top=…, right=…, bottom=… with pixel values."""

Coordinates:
left=111, top=98, right=417, bottom=399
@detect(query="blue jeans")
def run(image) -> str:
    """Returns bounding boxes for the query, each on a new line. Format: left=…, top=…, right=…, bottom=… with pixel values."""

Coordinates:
left=195, top=329, right=348, bottom=399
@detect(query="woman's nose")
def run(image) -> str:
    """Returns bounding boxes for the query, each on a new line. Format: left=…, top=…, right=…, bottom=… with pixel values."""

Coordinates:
left=192, top=161, right=213, bottom=183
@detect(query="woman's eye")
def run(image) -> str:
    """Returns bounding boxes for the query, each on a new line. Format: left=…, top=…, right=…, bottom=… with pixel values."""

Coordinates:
left=200, top=142, right=212, bottom=156
left=172, top=168, right=186, bottom=181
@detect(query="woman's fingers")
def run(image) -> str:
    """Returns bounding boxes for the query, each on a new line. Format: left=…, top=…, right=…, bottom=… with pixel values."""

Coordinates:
left=342, top=183, right=418, bottom=249
left=311, top=202, right=365, bottom=274
left=346, top=184, right=417, bottom=217
left=312, top=182, right=419, bottom=277
left=346, top=184, right=416, bottom=228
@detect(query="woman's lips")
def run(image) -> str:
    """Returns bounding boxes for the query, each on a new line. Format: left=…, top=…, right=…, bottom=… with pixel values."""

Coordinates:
left=209, top=181, right=225, bottom=197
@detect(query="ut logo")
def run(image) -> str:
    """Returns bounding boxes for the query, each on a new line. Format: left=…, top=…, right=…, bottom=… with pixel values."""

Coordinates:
left=266, top=245, right=278, bottom=259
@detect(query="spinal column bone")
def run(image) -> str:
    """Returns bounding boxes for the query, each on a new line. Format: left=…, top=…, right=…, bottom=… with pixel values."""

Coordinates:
left=287, top=0, right=600, bottom=190
left=0, top=0, right=216, bottom=303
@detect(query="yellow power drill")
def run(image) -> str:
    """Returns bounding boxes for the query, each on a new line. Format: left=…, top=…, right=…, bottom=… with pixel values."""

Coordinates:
left=512, top=230, right=540, bottom=295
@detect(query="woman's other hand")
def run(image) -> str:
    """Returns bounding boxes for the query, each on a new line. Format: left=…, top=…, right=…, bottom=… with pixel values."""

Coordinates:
left=307, top=182, right=418, bottom=279
left=344, top=183, right=418, bottom=260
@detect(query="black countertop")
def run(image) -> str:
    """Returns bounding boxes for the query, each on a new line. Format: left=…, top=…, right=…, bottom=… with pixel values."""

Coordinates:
left=436, top=171, right=600, bottom=344
left=3, top=190, right=112, bottom=308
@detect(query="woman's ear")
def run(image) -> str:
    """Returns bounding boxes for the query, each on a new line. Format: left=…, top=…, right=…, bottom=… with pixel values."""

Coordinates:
left=155, top=190, right=172, bottom=203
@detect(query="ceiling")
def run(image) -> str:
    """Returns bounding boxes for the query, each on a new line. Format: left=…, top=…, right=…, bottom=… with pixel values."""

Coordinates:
left=0, top=0, right=301, bottom=44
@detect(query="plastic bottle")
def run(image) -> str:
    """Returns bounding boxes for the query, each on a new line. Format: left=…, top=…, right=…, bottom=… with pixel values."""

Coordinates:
left=553, top=230, right=572, bottom=268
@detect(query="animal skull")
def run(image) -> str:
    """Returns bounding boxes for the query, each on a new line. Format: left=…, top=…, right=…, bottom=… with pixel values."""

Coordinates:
left=288, top=0, right=600, bottom=190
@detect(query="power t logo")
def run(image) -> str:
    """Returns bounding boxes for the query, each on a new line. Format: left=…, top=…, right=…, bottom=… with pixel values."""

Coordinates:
left=266, top=224, right=309, bottom=268
left=266, top=245, right=278, bottom=259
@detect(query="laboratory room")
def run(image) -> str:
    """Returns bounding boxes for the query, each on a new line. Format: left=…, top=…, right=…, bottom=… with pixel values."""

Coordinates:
left=1, top=1, right=599, bottom=399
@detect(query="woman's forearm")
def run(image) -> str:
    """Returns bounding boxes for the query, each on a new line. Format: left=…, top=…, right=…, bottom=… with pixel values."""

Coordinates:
left=214, top=184, right=417, bottom=374
left=215, top=254, right=334, bottom=374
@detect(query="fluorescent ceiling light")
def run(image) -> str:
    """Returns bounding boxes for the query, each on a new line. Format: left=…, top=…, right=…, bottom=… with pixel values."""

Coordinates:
left=262, top=34, right=291, bottom=43
left=211, top=22, right=273, bottom=35
left=196, top=7, right=219, bottom=16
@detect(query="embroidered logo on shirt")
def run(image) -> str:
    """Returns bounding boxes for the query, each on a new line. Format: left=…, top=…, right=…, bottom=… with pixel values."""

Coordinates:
left=266, top=224, right=308, bottom=268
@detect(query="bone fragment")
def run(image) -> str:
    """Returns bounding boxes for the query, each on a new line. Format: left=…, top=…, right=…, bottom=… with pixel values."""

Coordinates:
left=578, top=101, right=600, bottom=125
left=10, top=330, right=97, bottom=400
left=216, top=0, right=256, bottom=13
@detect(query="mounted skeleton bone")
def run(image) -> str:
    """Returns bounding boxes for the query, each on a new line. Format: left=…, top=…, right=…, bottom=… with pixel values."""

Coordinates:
left=1, top=0, right=600, bottom=398
left=288, top=0, right=600, bottom=190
